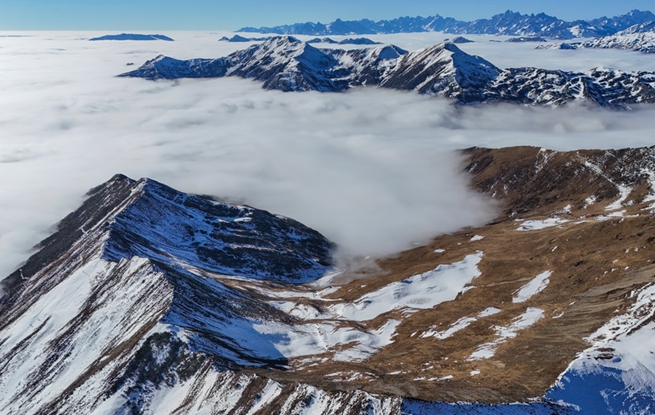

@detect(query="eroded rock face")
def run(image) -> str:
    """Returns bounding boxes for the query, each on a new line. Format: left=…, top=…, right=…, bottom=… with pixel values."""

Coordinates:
left=3, top=146, right=655, bottom=414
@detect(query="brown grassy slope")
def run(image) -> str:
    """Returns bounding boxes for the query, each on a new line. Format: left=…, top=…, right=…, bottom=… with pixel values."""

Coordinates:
left=240, top=146, right=655, bottom=403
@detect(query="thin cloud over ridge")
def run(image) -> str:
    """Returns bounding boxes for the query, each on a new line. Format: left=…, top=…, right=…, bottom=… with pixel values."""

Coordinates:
left=1, top=32, right=655, bottom=278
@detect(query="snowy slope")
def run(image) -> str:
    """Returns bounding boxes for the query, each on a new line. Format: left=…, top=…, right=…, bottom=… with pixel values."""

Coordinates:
left=0, top=174, right=340, bottom=414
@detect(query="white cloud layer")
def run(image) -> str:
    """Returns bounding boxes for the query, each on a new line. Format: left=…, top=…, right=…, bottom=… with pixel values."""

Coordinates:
left=1, top=31, right=655, bottom=278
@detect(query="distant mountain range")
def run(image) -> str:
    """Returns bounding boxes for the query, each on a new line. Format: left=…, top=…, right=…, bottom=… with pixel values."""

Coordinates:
left=120, top=36, right=655, bottom=108
left=239, top=9, right=655, bottom=40
left=219, top=34, right=381, bottom=45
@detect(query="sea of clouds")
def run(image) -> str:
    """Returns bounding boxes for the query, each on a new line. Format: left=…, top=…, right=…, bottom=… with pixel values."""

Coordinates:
left=1, top=31, right=655, bottom=280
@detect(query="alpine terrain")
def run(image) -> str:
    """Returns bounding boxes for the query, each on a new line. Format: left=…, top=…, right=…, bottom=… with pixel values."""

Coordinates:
left=2, top=146, right=655, bottom=414
left=120, top=36, right=655, bottom=108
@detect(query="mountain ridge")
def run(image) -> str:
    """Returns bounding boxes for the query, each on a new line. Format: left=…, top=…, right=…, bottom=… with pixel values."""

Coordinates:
left=120, top=36, right=655, bottom=108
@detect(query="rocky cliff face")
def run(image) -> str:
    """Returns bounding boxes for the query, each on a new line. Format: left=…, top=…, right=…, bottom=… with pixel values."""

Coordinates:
left=2, top=147, right=655, bottom=414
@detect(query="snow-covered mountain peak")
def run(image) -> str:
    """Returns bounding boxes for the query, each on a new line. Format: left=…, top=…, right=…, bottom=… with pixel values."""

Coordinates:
left=366, top=44, right=407, bottom=61
left=379, top=42, right=499, bottom=99
left=224, top=36, right=345, bottom=92
left=250, top=35, right=319, bottom=52
left=2, top=174, right=334, bottom=296
left=101, top=175, right=334, bottom=283
left=400, top=41, right=497, bottom=73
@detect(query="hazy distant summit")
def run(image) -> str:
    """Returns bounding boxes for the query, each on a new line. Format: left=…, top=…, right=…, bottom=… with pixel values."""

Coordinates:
left=239, top=9, right=655, bottom=39
left=89, top=33, right=174, bottom=41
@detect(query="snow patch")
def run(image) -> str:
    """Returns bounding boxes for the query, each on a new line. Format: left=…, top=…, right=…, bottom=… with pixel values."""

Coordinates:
left=421, top=317, right=477, bottom=340
left=478, top=307, right=501, bottom=317
left=512, top=271, right=552, bottom=303
left=469, top=308, right=544, bottom=360
left=330, top=252, right=483, bottom=321
left=516, top=218, right=569, bottom=231
left=605, top=185, right=632, bottom=211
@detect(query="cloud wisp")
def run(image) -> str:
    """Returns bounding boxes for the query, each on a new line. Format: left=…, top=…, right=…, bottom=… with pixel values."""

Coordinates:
left=1, top=32, right=655, bottom=277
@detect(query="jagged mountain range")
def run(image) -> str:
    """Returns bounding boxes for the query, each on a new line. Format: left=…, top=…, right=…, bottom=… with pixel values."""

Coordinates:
left=219, top=34, right=381, bottom=45
left=3, top=145, right=655, bottom=413
left=238, top=9, right=655, bottom=39
left=120, top=36, right=655, bottom=108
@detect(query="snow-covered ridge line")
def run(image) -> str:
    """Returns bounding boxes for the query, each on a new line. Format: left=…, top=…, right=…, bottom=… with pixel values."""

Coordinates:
left=119, top=36, right=655, bottom=108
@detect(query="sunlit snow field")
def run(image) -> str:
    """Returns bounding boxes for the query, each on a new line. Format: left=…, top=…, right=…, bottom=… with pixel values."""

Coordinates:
left=1, top=30, right=655, bottom=279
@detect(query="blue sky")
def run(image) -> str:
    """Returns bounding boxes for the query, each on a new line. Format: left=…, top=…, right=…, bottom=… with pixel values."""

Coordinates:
left=1, top=0, right=654, bottom=30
